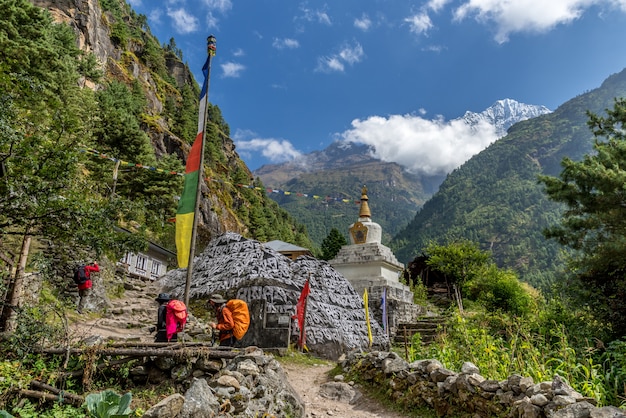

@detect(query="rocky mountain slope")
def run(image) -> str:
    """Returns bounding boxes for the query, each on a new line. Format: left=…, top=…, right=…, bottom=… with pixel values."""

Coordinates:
left=462, top=98, right=551, bottom=137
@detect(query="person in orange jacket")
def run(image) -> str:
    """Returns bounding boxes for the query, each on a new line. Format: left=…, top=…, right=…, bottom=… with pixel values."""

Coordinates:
left=208, top=294, right=235, bottom=346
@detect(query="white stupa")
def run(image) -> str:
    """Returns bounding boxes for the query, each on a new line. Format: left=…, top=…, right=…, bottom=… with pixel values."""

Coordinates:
left=329, top=186, right=414, bottom=305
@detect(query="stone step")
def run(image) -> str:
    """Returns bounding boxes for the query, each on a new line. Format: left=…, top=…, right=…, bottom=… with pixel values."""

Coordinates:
left=97, top=318, right=152, bottom=329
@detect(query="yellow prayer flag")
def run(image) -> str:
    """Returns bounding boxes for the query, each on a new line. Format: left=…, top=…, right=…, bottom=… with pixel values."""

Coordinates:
left=363, top=288, right=372, bottom=347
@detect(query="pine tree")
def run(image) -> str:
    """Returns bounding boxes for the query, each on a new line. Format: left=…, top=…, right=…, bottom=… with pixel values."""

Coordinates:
left=320, top=228, right=347, bottom=260
left=539, top=98, right=626, bottom=338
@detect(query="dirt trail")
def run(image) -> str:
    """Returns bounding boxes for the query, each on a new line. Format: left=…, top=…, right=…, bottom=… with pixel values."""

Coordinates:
left=282, top=362, right=409, bottom=418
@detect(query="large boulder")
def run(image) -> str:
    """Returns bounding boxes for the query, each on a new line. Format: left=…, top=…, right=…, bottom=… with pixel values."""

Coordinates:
left=160, top=232, right=388, bottom=359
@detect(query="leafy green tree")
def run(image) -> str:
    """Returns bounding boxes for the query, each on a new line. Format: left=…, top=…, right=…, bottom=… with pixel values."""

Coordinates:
left=0, top=0, right=149, bottom=330
left=539, top=98, right=626, bottom=338
left=165, top=37, right=183, bottom=60
left=141, top=36, right=166, bottom=75
left=320, top=228, right=347, bottom=260
left=172, top=83, right=200, bottom=143
left=425, top=240, right=491, bottom=311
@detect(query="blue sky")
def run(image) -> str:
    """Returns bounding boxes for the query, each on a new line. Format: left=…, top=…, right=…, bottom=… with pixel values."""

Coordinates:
left=126, top=0, right=626, bottom=175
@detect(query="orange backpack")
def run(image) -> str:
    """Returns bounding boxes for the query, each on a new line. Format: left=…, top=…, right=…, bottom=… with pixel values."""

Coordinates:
left=225, top=299, right=250, bottom=340
left=166, top=299, right=188, bottom=332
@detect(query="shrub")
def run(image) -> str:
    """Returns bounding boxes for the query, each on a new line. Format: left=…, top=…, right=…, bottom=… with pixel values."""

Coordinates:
left=464, top=265, right=537, bottom=317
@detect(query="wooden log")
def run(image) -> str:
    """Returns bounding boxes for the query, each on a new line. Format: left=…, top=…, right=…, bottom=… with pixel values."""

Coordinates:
left=19, top=389, right=82, bottom=405
left=29, top=380, right=83, bottom=403
left=105, top=341, right=218, bottom=348
left=39, top=347, right=239, bottom=359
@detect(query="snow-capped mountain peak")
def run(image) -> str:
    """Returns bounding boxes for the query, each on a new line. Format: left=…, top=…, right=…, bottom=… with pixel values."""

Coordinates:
left=462, top=98, right=551, bottom=137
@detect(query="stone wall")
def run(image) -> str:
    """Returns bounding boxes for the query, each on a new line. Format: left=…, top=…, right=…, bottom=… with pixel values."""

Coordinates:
left=340, top=351, right=624, bottom=418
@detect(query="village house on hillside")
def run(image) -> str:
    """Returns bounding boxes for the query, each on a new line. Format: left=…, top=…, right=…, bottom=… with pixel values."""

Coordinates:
left=116, top=228, right=176, bottom=280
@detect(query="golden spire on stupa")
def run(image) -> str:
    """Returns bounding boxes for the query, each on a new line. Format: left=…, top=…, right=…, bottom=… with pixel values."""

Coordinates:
left=359, top=185, right=371, bottom=218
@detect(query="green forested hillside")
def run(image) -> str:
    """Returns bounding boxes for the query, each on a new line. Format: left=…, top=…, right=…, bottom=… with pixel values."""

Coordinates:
left=391, top=68, right=626, bottom=291
left=255, top=142, right=443, bottom=247
left=0, top=0, right=313, bottom=277
left=268, top=160, right=435, bottom=246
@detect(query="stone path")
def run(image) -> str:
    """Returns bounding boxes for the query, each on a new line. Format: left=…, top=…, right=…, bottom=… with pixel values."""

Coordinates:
left=70, top=277, right=163, bottom=344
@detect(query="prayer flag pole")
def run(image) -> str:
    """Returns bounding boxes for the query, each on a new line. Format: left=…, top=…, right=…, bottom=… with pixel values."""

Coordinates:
left=176, top=35, right=216, bottom=306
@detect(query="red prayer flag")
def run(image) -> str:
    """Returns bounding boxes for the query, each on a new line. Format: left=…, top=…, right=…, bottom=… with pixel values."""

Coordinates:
left=292, top=278, right=310, bottom=348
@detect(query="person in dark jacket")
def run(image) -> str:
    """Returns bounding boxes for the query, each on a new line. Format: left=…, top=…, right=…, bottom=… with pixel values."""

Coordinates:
left=209, top=294, right=235, bottom=346
left=77, top=262, right=99, bottom=313
left=151, top=293, right=178, bottom=342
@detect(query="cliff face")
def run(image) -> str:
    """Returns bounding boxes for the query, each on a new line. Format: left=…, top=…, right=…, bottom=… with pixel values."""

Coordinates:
left=32, top=0, right=118, bottom=68
left=31, top=0, right=250, bottom=243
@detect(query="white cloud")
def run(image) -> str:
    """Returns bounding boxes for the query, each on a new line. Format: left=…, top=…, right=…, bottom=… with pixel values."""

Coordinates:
left=167, top=8, right=198, bottom=34
left=317, top=56, right=344, bottom=72
left=453, top=0, right=601, bottom=43
left=339, top=43, right=364, bottom=64
left=206, top=12, right=219, bottom=29
left=203, top=0, right=233, bottom=13
left=232, top=48, right=245, bottom=57
left=149, top=9, right=163, bottom=25
left=221, top=62, right=245, bottom=78
left=316, top=42, right=364, bottom=73
left=299, top=6, right=332, bottom=25
left=354, top=14, right=372, bottom=31
left=235, top=138, right=302, bottom=163
left=427, top=0, right=453, bottom=12
left=339, top=113, right=498, bottom=176
left=127, top=0, right=141, bottom=6
left=405, top=12, right=433, bottom=35
left=422, top=44, right=446, bottom=52
left=273, top=38, right=300, bottom=49
left=314, top=11, right=331, bottom=25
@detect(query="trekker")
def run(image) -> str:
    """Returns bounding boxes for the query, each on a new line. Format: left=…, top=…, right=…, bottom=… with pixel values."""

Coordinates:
left=152, top=293, right=178, bottom=342
left=76, top=262, right=99, bottom=314
left=209, top=294, right=235, bottom=347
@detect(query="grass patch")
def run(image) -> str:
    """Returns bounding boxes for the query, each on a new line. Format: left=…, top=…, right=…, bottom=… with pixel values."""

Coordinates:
left=275, top=347, right=333, bottom=367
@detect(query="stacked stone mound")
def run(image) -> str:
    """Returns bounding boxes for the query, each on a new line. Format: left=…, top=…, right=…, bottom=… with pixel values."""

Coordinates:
left=159, top=232, right=389, bottom=359
left=135, top=347, right=304, bottom=418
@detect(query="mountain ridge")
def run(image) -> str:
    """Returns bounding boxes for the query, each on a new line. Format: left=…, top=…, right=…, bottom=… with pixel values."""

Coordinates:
left=255, top=98, right=551, bottom=185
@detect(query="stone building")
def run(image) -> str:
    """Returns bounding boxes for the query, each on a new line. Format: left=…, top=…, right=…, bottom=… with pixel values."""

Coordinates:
left=329, top=186, right=421, bottom=334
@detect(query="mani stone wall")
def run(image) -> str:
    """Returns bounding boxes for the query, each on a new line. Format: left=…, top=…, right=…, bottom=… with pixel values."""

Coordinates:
left=341, top=351, right=624, bottom=418
left=159, top=232, right=389, bottom=360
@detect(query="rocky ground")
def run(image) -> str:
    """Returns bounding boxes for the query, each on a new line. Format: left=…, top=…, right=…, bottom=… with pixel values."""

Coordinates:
left=69, top=276, right=410, bottom=418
